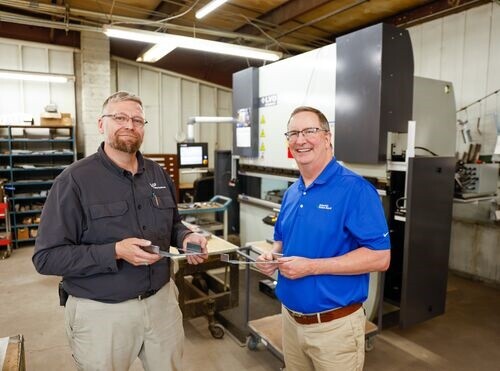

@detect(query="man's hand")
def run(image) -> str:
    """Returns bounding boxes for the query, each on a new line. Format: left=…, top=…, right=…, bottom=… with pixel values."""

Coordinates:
left=277, top=256, right=314, bottom=279
left=182, top=233, right=208, bottom=265
left=256, top=252, right=280, bottom=276
left=115, top=238, right=162, bottom=266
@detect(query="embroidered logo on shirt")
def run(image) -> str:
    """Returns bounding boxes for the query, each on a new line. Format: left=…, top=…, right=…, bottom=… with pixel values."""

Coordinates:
left=383, top=232, right=389, bottom=237
left=318, top=204, right=332, bottom=210
left=149, top=182, right=167, bottom=190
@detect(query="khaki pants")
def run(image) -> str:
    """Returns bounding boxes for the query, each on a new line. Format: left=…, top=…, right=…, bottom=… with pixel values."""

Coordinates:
left=64, top=282, right=184, bottom=371
left=282, top=306, right=365, bottom=371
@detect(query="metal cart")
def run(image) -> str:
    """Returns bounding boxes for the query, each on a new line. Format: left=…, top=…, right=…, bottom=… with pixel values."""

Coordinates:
left=178, top=195, right=232, bottom=240
left=170, top=232, right=240, bottom=339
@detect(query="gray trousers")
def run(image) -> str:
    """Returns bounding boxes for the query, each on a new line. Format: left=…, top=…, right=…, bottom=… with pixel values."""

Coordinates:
left=64, top=282, right=184, bottom=371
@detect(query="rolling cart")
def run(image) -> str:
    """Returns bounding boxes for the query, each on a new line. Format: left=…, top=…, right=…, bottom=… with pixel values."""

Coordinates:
left=170, top=231, right=240, bottom=339
left=178, top=195, right=232, bottom=240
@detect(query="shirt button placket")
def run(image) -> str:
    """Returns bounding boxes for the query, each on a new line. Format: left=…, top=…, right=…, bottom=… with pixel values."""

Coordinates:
left=299, top=189, right=306, bottom=211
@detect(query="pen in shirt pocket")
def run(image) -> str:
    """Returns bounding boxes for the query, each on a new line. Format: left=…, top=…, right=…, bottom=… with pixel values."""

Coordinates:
left=152, top=192, right=159, bottom=207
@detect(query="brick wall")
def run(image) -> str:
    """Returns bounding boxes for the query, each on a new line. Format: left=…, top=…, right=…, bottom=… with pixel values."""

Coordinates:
left=79, top=31, right=110, bottom=157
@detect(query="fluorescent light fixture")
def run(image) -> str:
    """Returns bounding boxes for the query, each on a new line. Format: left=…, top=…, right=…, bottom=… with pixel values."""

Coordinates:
left=196, top=0, right=228, bottom=19
left=104, top=25, right=282, bottom=62
left=188, top=116, right=236, bottom=124
left=0, top=70, right=73, bottom=83
left=137, top=43, right=177, bottom=63
left=104, top=27, right=164, bottom=44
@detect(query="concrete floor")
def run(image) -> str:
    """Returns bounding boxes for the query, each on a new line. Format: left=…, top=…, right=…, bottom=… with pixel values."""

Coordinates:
left=1, top=246, right=499, bottom=371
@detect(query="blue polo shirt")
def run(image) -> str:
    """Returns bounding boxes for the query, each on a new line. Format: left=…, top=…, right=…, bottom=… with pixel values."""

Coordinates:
left=274, top=157, right=390, bottom=314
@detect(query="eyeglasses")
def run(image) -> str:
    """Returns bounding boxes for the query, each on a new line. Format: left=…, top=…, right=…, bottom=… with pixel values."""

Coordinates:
left=284, top=127, right=329, bottom=141
left=101, top=113, right=148, bottom=128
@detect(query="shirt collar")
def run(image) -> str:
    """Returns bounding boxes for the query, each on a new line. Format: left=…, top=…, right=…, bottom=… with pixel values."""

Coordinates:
left=97, top=142, right=145, bottom=176
left=298, top=157, right=340, bottom=190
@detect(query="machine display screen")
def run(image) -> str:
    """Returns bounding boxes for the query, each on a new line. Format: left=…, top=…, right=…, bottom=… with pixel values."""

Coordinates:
left=177, top=142, right=209, bottom=168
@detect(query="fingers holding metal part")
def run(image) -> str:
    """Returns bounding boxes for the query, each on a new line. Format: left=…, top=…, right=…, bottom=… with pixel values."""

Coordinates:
left=115, top=238, right=162, bottom=266
left=185, top=245, right=208, bottom=264
left=256, top=252, right=280, bottom=276
left=220, top=253, right=281, bottom=278
left=277, top=256, right=313, bottom=279
left=183, top=233, right=208, bottom=265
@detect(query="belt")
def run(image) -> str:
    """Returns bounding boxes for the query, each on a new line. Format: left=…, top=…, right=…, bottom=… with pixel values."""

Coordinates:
left=137, top=289, right=158, bottom=301
left=287, top=303, right=362, bottom=325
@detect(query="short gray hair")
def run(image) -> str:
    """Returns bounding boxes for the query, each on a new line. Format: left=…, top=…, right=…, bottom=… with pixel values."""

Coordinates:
left=287, top=106, right=330, bottom=131
left=102, top=91, right=143, bottom=113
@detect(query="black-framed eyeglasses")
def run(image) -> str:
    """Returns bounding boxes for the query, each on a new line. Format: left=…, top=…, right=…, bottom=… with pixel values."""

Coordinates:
left=284, top=127, right=329, bottom=141
left=101, top=113, right=148, bottom=128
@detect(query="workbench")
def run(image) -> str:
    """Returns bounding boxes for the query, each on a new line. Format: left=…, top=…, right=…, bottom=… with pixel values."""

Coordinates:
left=170, top=228, right=239, bottom=339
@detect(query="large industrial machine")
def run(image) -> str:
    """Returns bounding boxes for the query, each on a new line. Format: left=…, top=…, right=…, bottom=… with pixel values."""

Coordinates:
left=225, top=23, right=456, bottom=329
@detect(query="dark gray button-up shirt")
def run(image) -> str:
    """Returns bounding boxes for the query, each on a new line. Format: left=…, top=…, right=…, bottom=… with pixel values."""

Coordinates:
left=33, top=143, right=191, bottom=303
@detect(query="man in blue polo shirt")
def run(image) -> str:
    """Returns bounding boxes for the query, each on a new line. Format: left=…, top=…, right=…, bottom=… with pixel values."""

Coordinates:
left=257, top=106, right=390, bottom=371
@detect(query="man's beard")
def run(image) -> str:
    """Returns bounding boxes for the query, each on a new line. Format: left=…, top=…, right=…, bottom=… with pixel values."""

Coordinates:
left=108, top=132, right=142, bottom=153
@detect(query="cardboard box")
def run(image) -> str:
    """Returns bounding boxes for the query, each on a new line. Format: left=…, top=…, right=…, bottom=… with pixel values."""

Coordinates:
left=40, top=113, right=73, bottom=127
left=17, top=228, right=29, bottom=240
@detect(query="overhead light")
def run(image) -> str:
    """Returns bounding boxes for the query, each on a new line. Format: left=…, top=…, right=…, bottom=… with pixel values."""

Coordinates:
left=0, top=70, right=73, bottom=83
left=196, top=0, right=228, bottom=19
left=104, top=25, right=282, bottom=62
left=104, top=27, right=164, bottom=44
left=137, top=43, right=177, bottom=63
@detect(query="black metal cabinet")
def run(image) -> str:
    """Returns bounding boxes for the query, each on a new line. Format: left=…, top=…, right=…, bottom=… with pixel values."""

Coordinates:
left=385, top=157, right=455, bottom=328
left=0, top=125, right=76, bottom=248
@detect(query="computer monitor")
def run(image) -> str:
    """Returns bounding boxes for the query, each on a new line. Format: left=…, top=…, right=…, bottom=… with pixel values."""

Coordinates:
left=177, top=142, right=209, bottom=169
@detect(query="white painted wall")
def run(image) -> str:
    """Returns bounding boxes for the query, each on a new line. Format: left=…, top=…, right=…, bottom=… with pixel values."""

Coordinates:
left=409, top=3, right=500, bottom=156
left=0, top=38, right=76, bottom=127
left=408, top=3, right=500, bottom=285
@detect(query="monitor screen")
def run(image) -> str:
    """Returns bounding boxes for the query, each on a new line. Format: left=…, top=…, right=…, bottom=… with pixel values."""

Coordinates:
left=177, top=142, right=209, bottom=168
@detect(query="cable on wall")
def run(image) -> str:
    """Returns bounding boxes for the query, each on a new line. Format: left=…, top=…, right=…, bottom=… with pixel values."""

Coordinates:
left=456, top=88, right=500, bottom=113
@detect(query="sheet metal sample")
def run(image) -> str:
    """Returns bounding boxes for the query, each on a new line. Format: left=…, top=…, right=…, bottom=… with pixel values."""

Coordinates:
left=145, top=244, right=206, bottom=258
left=220, top=253, right=281, bottom=265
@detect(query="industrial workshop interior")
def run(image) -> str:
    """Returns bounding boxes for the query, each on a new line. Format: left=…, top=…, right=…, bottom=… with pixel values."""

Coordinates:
left=0, top=0, right=499, bottom=370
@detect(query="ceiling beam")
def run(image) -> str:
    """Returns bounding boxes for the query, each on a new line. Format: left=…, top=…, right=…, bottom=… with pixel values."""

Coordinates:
left=273, top=0, right=368, bottom=40
left=383, top=0, right=491, bottom=28
left=236, top=0, right=333, bottom=33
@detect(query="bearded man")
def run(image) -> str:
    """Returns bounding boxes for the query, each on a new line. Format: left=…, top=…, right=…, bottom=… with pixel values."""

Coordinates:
left=33, top=91, right=207, bottom=371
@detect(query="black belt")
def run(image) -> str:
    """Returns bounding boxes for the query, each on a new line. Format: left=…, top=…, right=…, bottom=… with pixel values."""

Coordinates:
left=137, top=289, right=158, bottom=300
